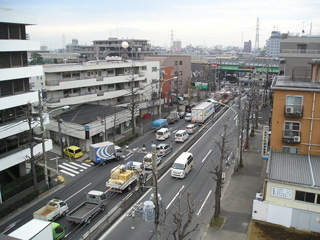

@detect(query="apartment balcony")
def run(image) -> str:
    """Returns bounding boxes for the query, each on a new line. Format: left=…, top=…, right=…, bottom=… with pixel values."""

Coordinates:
left=284, top=105, right=303, bottom=118
left=282, top=49, right=320, bottom=54
left=282, top=133, right=301, bottom=144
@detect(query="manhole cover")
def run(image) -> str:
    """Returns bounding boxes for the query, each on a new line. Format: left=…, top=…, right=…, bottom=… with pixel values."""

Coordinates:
left=242, top=222, right=248, bottom=227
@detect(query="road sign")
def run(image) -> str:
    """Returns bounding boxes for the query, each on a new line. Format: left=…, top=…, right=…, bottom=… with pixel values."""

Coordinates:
left=211, top=63, right=218, bottom=68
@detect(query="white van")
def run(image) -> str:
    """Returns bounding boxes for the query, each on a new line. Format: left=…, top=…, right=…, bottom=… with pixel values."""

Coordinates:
left=156, top=128, right=170, bottom=140
left=171, top=152, right=194, bottom=178
left=175, top=130, right=189, bottom=143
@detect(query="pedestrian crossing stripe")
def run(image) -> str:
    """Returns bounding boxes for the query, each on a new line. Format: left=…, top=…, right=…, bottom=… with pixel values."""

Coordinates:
left=60, top=170, right=75, bottom=177
left=59, top=165, right=80, bottom=174
left=62, top=163, right=79, bottom=170
left=58, top=162, right=93, bottom=177
left=70, top=162, right=88, bottom=169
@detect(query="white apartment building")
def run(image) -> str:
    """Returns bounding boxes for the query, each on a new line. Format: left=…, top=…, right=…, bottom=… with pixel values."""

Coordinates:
left=0, top=8, right=52, bottom=180
left=265, top=31, right=281, bottom=58
left=31, top=58, right=160, bottom=151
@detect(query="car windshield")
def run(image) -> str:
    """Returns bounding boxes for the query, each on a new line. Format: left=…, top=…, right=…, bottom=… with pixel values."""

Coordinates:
left=75, top=149, right=82, bottom=153
left=157, top=132, right=163, bottom=135
left=172, top=163, right=185, bottom=170
left=176, top=133, right=182, bottom=137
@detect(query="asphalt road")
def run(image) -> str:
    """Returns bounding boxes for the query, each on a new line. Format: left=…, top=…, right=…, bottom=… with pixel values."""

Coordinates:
left=98, top=106, right=239, bottom=240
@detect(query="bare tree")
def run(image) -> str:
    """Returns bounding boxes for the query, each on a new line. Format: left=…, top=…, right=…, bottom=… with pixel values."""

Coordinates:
left=164, top=190, right=204, bottom=240
left=252, top=87, right=262, bottom=132
left=208, top=118, right=232, bottom=219
left=126, top=66, right=140, bottom=135
left=26, top=103, right=38, bottom=189
left=149, top=81, right=159, bottom=121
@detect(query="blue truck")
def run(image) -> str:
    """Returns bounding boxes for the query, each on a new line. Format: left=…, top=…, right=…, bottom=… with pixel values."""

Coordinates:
left=89, top=141, right=124, bottom=165
left=151, top=119, right=169, bottom=132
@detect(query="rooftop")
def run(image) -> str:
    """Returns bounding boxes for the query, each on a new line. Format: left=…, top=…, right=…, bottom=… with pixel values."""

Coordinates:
left=271, top=75, right=320, bottom=91
left=59, top=104, right=126, bottom=125
left=268, top=151, right=320, bottom=188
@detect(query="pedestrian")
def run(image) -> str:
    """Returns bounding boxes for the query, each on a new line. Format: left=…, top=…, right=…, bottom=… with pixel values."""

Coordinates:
left=48, top=175, right=51, bottom=187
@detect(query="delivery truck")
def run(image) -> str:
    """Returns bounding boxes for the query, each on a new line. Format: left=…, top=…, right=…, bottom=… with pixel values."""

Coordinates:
left=66, top=190, right=107, bottom=224
left=151, top=119, right=169, bottom=132
left=89, top=141, right=124, bottom=165
left=106, top=161, right=145, bottom=193
left=166, top=111, right=179, bottom=123
left=33, top=198, right=69, bottom=221
left=191, top=102, right=215, bottom=125
left=8, top=219, right=65, bottom=240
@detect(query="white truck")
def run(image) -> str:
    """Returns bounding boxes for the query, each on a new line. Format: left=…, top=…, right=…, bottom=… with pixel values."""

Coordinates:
left=106, top=161, right=145, bottom=193
left=66, top=190, right=107, bottom=225
left=89, top=141, right=124, bottom=165
left=8, top=219, right=65, bottom=240
left=191, top=102, right=215, bottom=125
left=33, top=198, right=68, bottom=221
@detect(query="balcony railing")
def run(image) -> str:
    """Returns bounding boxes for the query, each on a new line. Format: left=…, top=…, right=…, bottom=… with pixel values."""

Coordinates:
left=282, top=132, right=301, bottom=144
left=282, top=49, right=320, bottom=54
left=284, top=105, right=303, bottom=118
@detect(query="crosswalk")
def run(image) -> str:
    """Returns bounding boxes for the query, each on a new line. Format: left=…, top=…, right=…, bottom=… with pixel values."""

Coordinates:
left=59, top=162, right=94, bottom=177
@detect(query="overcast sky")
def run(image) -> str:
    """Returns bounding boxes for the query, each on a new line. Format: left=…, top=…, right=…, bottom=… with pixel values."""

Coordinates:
left=2, top=0, right=320, bottom=50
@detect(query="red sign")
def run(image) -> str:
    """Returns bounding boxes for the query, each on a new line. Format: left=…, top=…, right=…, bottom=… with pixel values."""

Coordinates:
left=211, top=63, right=218, bottom=68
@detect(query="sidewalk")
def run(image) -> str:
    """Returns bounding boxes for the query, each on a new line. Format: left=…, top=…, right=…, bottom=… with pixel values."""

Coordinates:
left=203, top=105, right=270, bottom=240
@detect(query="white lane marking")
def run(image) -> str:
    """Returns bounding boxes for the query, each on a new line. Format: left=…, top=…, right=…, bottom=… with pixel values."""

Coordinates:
left=233, top=115, right=237, bottom=121
left=70, top=162, right=88, bottom=169
left=166, top=185, right=185, bottom=210
left=60, top=170, right=75, bottom=177
left=65, top=183, right=92, bottom=201
left=59, top=165, right=80, bottom=174
left=202, top=150, right=212, bottom=163
left=197, top=190, right=212, bottom=216
left=173, top=130, right=177, bottom=134
left=80, top=169, right=84, bottom=172
left=62, top=162, right=79, bottom=170
left=82, top=163, right=92, bottom=167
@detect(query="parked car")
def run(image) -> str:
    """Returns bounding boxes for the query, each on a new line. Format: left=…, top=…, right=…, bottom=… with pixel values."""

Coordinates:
left=179, top=111, right=186, bottom=119
left=185, top=113, right=192, bottom=121
left=64, top=146, right=83, bottom=159
left=185, top=124, right=198, bottom=134
left=156, top=144, right=172, bottom=157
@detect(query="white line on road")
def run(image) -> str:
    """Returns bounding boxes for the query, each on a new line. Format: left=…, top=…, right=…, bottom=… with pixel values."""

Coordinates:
left=173, top=129, right=177, bottom=134
left=166, top=185, right=185, bottom=210
left=58, top=165, right=80, bottom=174
left=202, top=150, right=212, bottom=163
left=82, top=162, right=93, bottom=167
left=70, top=162, right=88, bottom=169
left=197, top=190, right=212, bottom=216
left=60, top=170, right=75, bottom=177
left=62, top=162, right=79, bottom=170
left=65, top=183, right=92, bottom=201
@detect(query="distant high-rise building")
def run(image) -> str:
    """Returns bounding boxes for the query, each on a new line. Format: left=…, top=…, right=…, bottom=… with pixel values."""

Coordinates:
left=265, top=31, right=281, bottom=58
left=66, top=38, right=80, bottom=53
left=244, top=40, right=252, bottom=53
left=173, top=40, right=182, bottom=52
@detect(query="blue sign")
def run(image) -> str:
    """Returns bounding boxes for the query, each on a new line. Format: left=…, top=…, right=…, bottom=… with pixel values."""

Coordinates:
left=85, top=125, right=90, bottom=131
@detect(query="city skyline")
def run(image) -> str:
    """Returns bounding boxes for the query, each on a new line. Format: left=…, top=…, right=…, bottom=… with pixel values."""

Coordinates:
left=2, top=0, right=320, bottom=50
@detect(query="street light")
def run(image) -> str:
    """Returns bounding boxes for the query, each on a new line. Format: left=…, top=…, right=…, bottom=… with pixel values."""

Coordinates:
left=158, top=77, right=177, bottom=119
left=41, top=105, right=70, bottom=188
left=209, top=100, right=240, bottom=170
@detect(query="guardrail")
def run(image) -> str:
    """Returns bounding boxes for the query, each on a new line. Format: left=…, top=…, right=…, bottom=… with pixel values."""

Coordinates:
left=80, top=103, right=232, bottom=239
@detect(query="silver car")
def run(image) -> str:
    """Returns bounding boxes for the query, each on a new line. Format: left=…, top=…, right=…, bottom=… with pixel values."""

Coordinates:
left=185, top=124, right=198, bottom=134
left=156, top=144, right=172, bottom=157
left=185, top=113, right=192, bottom=121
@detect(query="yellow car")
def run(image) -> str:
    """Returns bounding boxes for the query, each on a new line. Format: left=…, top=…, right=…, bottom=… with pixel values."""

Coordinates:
left=63, top=146, right=83, bottom=159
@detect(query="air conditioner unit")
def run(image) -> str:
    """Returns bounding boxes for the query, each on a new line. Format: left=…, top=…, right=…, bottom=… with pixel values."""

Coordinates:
left=286, top=106, right=294, bottom=114
left=294, top=136, right=300, bottom=142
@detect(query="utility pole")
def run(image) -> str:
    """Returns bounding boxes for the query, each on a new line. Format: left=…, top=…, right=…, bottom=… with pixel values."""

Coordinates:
left=151, top=144, right=160, bottom=239
left=57, top=116, right=64, bottom=157
left=38, top=90, right=49, bottom=188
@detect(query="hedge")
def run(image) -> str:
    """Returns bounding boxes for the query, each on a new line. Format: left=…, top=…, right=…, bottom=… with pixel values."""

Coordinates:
left=116, top=133, right=139, bottom=147
left=0, top=189, right=40, bottom=220
left=2, top=166, right=45, bottom=202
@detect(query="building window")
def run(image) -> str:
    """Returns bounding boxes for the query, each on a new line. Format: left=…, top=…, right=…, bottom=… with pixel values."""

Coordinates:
left=174, top=61, right=178, bottom=66
left=63, top=89, right=71, bottom=95
left=72, top=72, right=80, bottom=78
left=0, top=78, right=28, bottom=96
left=107, top=69, right=114, bottom=75
left=62, top=73, right=71, bottom=79
left=286, top=95, right=303, bottom=113
left=73, top=88, right=80, bottom=94
left=141, top=66, right=147, bottom=70
left=179, top=71, right=182, bottom=76
left=282, top=146, right=299, bottom=154
left=317, top=195, right=320, bottom=205
left=179, top=61, right=183, bottom=65
left=152, top=67, right=157, bottom=72
left=298, top=44, right=307, bottom=53
left=295, top=190, right=315, bottom=204
left=283, top=121, right=300, bottom=138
